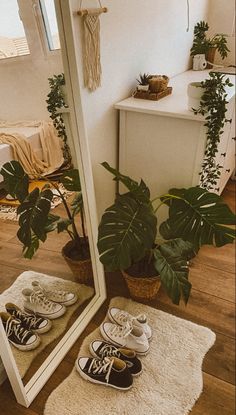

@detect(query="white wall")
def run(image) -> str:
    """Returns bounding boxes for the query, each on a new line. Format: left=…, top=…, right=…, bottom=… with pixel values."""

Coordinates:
left=70, top=0, right=210, bottom=217
left=208, top=0, right=235, bottom=66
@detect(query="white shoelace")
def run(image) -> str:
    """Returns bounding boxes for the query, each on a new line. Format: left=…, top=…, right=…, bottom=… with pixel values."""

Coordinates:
left=109, top=321, right=133, bottom=339
left=34, top=282, right=68, bottom=301
left=99, top=344, right=120, bottom=358
left=14, top=310, right=40, bottom=329
left=30, top=290, right=58, bottom=312
left=114, top=310, right=147, bottom=325
left=5, top=317, right=30, bottom=343
left=88, top=357, right=114, bottom=384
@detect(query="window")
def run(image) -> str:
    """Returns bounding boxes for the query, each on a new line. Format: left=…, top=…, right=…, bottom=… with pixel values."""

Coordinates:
left=0, top=0, right=30, bottom=60
left=39, top=0, right=60, bottom=51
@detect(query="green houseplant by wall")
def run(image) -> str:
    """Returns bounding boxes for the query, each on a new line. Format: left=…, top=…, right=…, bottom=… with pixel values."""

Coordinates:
left=0, top=160, right=92, bottom=284
left=192, top=72, right=233, bottom=191
left=47, top=73, right=72, bottom=168
left=190, top=21, right=230, bottom=68
left=97, top=163, right=235, bottom=305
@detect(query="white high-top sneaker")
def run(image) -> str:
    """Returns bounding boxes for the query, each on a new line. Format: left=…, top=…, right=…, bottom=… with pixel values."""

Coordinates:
left=32, top=281, right=78, bottom=307
left=22, top=288, right=66, bottom=319
left=100, top=321, right=150, bottom=355
left=107, top=307, right=152, bottom=340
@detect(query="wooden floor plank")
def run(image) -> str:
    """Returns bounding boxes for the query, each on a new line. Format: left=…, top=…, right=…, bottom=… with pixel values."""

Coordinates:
left=191, top=373, right=235, bottom=415
left=189, top=260, right=235, bottom=302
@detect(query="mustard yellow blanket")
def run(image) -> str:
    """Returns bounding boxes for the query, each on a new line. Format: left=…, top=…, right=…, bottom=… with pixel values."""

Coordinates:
left=0, top=120, right=64, bottom=177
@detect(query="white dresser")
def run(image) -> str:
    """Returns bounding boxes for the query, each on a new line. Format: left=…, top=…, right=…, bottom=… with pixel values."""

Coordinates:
left=115, top=70, right=235, bottom=208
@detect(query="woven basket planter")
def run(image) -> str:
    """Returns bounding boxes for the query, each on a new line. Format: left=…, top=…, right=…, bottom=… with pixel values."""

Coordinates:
left=122, top=270, right=161, bottom=301
left=206, top=47, right=217, bottom=68
left=62, top=240, right=93, bottom=286
left=148, top=75, right=169, bottom=93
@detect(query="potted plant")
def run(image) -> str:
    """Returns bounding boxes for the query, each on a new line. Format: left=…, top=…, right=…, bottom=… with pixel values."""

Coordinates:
left=46, top=73, right=72, bottom=168
left=190, top=21, right=230, bottom=68
left=136, top=73, right=150, bottom=91
left=97, top=162, right=235, bottom=304
left=0, top=160, right=93, bottom=285
left=191, top=73, right=233, bottom=190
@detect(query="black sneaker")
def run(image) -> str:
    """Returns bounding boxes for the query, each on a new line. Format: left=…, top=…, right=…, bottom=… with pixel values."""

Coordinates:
left=90, top=340, right=142, bottom=376
left=5, top=303, right=52, bottom=334
left=0, top=312, right=41, bottom=351
left=76, top=356, right=133, bottom=390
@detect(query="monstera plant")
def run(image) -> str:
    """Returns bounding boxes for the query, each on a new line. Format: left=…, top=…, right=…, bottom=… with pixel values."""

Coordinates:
left=0, top=160, right=92, bottom=284
left=97, top=162, right=235, bottom=304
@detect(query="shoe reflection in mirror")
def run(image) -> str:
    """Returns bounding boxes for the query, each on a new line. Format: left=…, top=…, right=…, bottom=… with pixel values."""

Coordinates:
left=31, top=280, right=78, bottom=306
left=22, top=288, right=66, bottom=319
left=90, top=340, right=142, bottom=376
left=0, top=312, right=41, bottom=351
left=76, top=356, right=133, bottom=390
left=5, top=303, right=52, bottom=334
left=100, top=321, right=150, bottom=355
left=108, top=307, right=152, bottom=340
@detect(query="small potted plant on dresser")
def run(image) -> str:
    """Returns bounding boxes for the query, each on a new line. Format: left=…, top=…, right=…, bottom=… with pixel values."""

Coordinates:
left=136, top=73, right=150, bottom=91
left=97, top=162, right=235, bottom=305
left=0, top=161, right=93, bottom=285
left=190, top=21, right=230, bottom=68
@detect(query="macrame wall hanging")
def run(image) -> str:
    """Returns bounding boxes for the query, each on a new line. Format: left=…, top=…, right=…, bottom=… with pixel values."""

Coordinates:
left=77, top=0, right=108, bottom=92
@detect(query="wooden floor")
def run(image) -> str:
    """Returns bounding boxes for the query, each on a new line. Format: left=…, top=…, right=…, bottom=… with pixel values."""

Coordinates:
left=0, top=180, right=235, bottom=415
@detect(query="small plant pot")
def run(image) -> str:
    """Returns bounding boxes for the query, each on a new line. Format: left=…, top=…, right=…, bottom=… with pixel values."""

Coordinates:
left=62, top=240, right=93, bottom=286
left=137, top=84, right=149, bottom=92
left=121, top=270, right=161, bottom=301
left=187, top=82, right=205, bottom=111
left=148, top=75, right=169, bottom=93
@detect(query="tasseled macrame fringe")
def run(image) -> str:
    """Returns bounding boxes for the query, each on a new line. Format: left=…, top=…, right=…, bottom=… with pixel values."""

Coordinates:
left=83, top=13, right=102, bottom=91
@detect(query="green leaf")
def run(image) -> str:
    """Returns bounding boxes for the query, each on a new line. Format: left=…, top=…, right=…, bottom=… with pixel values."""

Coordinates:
left=71, top=192, right=83, bottom=217
left=22, top=235, right=40, bottom=259
left=61, top=169, right=81, bottom=191
left=57, top=218, right=72, bottom=233
left=160, top=187, right=236, bottom=250
left=97, top=193, right=157, bottom=271
left=45, top=213, right=60, bottom=233
left=0, top=160, right=29, bottom=202
left=17, top=188, right=53, bottom=246
left=102, top=162, right=150, bottom=203
left=154, top=243, right=191, bottom=305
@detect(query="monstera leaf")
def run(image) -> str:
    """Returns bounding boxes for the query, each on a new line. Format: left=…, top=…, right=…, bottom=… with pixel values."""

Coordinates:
left=102, top=162, right=150, bottom=203
left=61, top=169, right=81, bottom=192
left=17, top=188, right=53, bottom=247
left=154, top=239, right=192, bottom=305
left=160, top=187, right=236, bottom=250
left=71, top=192, right=83, bottom=217
left=0, top=160, right=29, bottom=202
left=97, top=193, right=157, bottom=271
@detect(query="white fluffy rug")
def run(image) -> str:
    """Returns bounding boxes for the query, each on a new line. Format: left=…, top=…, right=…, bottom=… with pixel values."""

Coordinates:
left=0, top=271, right=94, bottom=379
left=44, top=296, right=216, bottom=415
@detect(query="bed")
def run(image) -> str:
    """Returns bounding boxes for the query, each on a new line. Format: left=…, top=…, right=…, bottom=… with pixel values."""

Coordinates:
left=0, top=122, right=64, bottom=183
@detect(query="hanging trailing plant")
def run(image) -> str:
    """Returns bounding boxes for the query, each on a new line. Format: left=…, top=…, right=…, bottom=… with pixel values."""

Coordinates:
left=193, top=72, right=233, bottom=190
left=46, top=73, right=72, bottom=167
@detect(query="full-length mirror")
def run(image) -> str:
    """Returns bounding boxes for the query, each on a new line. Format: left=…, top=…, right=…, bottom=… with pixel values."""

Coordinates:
left=0, top=0, right=106, bottom=407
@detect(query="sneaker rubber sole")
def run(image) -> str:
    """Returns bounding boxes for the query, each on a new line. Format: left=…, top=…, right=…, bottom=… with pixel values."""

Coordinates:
left=24, top=306, right=66, bottom=320
left=9, top=335, right=41, bottom=351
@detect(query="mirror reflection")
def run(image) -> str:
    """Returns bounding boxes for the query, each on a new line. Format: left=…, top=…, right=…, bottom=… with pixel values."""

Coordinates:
left=0, top=0, right=94, bottom=387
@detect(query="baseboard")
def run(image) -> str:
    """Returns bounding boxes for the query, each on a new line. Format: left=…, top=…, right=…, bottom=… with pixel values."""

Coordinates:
left=0, top=360, right=7, bottom=385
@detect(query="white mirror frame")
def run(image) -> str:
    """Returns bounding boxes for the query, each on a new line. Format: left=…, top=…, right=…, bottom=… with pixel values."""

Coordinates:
left=0, top=0, right=106, bottom=407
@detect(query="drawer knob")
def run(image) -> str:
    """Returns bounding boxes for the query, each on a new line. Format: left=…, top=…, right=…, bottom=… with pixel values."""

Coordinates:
left=221, top=152, right=226, bottom=157
left=226, top=169, right=231, bottom=173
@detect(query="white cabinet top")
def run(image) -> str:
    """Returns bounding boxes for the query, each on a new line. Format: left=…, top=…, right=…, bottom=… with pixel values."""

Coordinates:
left=115, top=70, right=236, bottom=122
